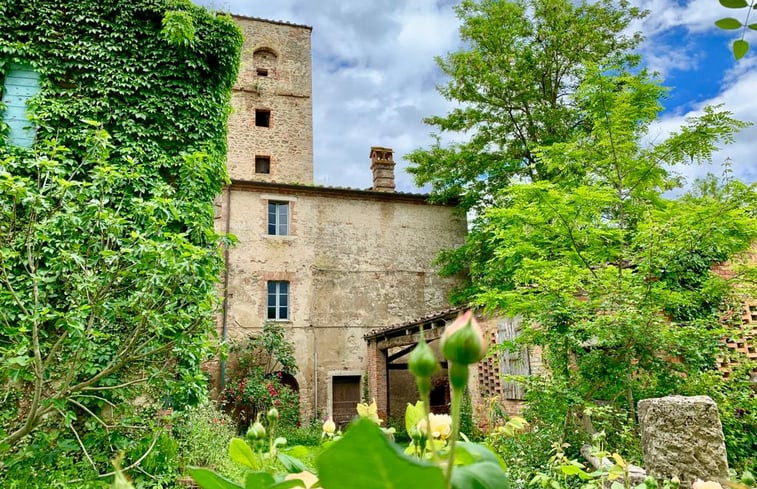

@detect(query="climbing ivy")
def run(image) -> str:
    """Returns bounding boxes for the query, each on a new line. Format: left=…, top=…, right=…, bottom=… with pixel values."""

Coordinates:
left=0, top=0, right=242, bottom=483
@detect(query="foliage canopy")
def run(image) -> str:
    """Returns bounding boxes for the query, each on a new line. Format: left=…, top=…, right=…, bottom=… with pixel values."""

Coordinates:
left=0, top=0, right=242, bottom=483
left=410, top=0, right=757, bottom=470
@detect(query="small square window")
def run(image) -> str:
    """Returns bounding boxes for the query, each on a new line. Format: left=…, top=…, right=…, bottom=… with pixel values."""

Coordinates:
left=268, top=201, right=289, bottom=236
left=255, top=109, right=271, bottom=127
left=255, top=156, right=270, bottom=174
left=256, top=68, right=269, bottom=77
left=267, top=281, right=289, bottom=320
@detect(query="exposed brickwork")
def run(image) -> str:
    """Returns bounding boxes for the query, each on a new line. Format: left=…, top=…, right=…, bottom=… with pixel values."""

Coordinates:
left=367, top=339, right=389, bottom=421
left=477, top=327, right=504, bottom=399
left=719, top=300, right=757, bottom=377
left=370, top=147, right=395, bottom=192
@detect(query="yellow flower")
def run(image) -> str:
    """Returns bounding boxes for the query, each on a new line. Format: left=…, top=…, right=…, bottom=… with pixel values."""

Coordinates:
left=322, top=417, right=336, bottom=437
left=356, top=399, right=383, bottom=425
left=416, top=413, right=453, bottom=440
left=692, top=480, right=723, bottom=489
left=285, top=471, right=319, bottom=489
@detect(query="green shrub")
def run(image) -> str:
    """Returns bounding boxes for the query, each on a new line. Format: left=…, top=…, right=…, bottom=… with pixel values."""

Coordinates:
left=222, top=368, right=300, bottom=434
left=683, top=364, right=757, bottom=472
left=173, top=403, right=236, bottom=471
left=277, top=420, right=324, bottom=447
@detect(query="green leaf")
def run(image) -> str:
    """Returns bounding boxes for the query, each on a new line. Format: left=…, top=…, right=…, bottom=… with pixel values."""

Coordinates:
left=229, top=438, right=257, bottom=470
left=405, top=401, right=425, bottom=435
left=560, top=465, right=582, bottom=476
left=244, top=472, right=275, bottom=489
left=188, top=468, right=243, bottom=489
left=277, top=452, right=309, bottom=473
left=269, top=481, right=306, bottom=489
left=719, top=0, right=748, bottom=7
left=734, top=39, right=749, bottom=59
left=715, top=18, right=743, bottom=29
left=317, top=418, right=445, bottom=489
left=451, top=461, right=510, bottom=489
left=748, top=23, right=757, bottom=30
left=456, top=442, right=506, bottom=469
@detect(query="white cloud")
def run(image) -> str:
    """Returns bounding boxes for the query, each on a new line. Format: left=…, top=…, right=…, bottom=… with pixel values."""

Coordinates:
left=650, top=63, right=757, bottom=185
left=196, top=0, right=756, bottom=192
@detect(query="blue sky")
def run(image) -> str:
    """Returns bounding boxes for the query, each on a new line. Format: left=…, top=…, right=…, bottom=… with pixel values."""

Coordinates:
left=196, top=0, right=756, bottom=191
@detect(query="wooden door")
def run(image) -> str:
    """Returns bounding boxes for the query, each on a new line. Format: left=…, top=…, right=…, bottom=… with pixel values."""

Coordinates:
left=332, top=375, right=361, bottom=427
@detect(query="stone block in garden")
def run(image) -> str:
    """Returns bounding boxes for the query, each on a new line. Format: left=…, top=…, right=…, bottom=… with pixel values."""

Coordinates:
left=638, top=395, right=729, bottom=486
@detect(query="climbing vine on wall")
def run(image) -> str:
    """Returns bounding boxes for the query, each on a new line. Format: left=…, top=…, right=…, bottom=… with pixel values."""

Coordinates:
left=0, top=0, right=242, bottom=482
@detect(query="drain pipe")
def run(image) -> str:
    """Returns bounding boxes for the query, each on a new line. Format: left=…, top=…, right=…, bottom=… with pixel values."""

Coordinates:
left=312, top=325, right=318, bottom=419
left=220, top=187, right=232, bottom=390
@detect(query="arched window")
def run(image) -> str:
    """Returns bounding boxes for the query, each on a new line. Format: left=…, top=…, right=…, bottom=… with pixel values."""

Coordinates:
left=253, top=47, right=278, bottom=77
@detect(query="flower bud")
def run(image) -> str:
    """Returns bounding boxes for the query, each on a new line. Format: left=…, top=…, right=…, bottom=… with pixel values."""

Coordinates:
left=246, top=420, right=266, bottom=440
left=322, top=417, right=336, bottom=435
left=267, top=407, right=279, bottom=424
left=409, top=334, right=440, bottom=379
left=441, top=311, right=487, bottom=365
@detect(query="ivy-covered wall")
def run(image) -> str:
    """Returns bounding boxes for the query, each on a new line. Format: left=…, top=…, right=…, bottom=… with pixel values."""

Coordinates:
left=0, top=0, right=241, bottom=171
left=0, top=1, right=243, bottom=483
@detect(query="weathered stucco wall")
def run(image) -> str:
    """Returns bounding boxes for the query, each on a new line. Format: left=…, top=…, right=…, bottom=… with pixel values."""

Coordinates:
left=219, top=185, right=466, bottom=419
left=227, top=16, right=313, bottom=184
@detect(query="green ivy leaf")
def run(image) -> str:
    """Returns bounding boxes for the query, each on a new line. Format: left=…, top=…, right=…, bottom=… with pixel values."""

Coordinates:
left=188, top=467, right=243, bottom=489
left=715, top=18, right=743, bottom=29
left=229, top=438, right=257, bottom=470
left=733, top=39, right=749, bottom=59
left=719, top=0, right=748, bottom=7
left=317, top=418, right=445, bottom=489
left=451, top=462, right=510, bottom=489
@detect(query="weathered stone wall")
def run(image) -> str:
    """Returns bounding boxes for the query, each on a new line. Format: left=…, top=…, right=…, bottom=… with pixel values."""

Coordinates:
left=227, top=16, right=313, bottom=184
left=219, top=184, right=466, bottom=419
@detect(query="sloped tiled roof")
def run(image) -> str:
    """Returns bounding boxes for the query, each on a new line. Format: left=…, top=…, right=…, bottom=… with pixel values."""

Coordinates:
left=364, top=305, right=467, bottom=340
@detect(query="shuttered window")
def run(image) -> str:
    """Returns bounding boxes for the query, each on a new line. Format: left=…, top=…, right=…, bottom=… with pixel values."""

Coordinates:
left=1, top=64, right=40, bottom=148
left=497, top=317, right=530, bottom=400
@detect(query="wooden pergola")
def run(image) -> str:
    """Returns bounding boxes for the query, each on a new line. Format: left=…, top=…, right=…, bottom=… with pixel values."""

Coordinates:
left=364, top=306, right=465, bottom=420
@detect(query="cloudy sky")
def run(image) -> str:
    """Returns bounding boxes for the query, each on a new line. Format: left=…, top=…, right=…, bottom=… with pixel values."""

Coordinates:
left=196, top=0, right=756, bottom=193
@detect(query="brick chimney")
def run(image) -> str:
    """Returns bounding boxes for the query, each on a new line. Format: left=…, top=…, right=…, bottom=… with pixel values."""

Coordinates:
left=370, top=146, right=395, bottom=192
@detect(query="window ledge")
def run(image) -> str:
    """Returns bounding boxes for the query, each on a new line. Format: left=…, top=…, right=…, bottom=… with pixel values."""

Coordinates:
left=263, top=234, right=296, bottom=241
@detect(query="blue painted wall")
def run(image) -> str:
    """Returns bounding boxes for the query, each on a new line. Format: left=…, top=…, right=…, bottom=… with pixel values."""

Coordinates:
left=1, top=64, right=40, bottom=148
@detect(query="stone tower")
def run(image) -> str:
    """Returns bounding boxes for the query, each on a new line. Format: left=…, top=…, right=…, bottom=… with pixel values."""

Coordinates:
left=226, top=16, right=313, bottom=184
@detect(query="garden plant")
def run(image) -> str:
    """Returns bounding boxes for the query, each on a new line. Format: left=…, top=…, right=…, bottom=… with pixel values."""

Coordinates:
left=187, top=312, right=510, bottom=489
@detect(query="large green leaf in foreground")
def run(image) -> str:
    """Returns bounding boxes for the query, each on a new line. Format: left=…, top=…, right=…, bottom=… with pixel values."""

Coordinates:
left=317, top=418, right=445, bottom=489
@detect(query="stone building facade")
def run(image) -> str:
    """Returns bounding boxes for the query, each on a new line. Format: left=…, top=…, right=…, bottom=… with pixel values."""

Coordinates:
left=216, top=15, right=467, bottom=422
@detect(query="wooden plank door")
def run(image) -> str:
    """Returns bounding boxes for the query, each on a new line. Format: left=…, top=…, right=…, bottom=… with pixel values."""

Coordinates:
left=332, top=375, right=361, bottom=427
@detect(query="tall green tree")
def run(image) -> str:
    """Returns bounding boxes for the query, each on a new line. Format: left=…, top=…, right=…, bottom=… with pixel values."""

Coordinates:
left=409, top=0, right=757, bottom=467
left=407, top=0, right=645, bottom=211
left=478, top=67, right=754, bottom=416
